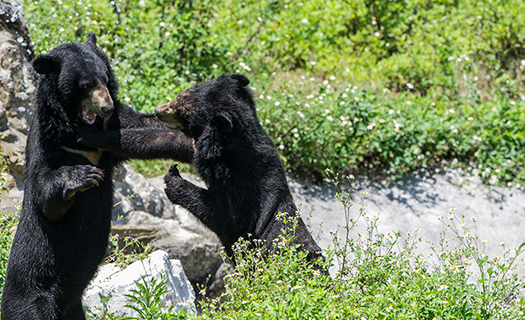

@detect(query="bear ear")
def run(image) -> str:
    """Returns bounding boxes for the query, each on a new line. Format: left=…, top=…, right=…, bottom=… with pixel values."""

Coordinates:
left=231, top=74, right=250, bottom=87
left=85, top=32, right=97, bottom=49
left=213, top=113, right=233, bottom=133
left=32, top=55, right=59, bottom=75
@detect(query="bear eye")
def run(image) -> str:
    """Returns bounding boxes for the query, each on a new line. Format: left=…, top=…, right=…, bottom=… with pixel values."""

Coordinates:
left=80, top=82, right=93, bottom=90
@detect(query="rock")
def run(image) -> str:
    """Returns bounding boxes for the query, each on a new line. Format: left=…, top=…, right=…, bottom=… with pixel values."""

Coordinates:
left=112, top=163, right=177, bottom=220
left=83, top=250, right=196, bottom=318
left=0, top=0, right=34, bottom=60
left=206, top=261, right=234, bottom=299
left=110, top=224, right=158, bottom=255
left=111, top=167, right=223, bottom=296
left=289, top=165, right=525, bottom=276
left=0, top=0, right=37, bottom=213
left=116, top=209, right=222, bottom=283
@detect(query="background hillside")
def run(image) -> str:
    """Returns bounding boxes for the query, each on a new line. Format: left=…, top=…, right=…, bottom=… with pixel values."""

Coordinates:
left=22, top=0, right=525, bottom=184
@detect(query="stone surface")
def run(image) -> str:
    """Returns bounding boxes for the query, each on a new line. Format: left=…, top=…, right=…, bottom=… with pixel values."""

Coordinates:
left=0, top=0, right=36, bottom=214
left=84, top=250, right=196, bottom=317
left=289, top=166, right=525, bottom=276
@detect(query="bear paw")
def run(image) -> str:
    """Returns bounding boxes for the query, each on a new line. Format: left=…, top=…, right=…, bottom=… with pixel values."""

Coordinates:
left=63, top=165, right=105, bottom=200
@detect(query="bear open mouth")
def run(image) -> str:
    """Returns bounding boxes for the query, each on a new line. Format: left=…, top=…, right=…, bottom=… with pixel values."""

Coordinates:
left=82, top=104, right=97, bottom=125
left=164, top=122, right=184, bottom=131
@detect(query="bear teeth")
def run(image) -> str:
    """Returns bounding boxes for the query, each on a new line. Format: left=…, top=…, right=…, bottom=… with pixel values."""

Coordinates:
left=82, top=104, right=97, bottom=125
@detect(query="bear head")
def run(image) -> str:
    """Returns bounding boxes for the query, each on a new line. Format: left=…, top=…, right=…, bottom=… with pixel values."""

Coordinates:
left=154, top=74, right=254, bottom=140
left=32, top=33, right=115, bottom=125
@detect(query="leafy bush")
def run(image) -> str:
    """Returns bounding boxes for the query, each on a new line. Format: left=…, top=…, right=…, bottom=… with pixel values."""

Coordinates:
left=255, top=73, right=525, bottom=183
left=21, top=0, right=525, bottom=184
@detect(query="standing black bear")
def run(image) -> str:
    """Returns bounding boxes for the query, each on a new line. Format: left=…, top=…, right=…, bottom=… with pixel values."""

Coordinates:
left=155, top=74, right=323, bottom=264
left=0, top=34, right=194, bottom=320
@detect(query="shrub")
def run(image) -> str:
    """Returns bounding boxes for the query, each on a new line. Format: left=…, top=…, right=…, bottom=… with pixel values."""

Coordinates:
left=188, top=173, right=525, bottom=319
left=20, top=0, right=525, bottom=184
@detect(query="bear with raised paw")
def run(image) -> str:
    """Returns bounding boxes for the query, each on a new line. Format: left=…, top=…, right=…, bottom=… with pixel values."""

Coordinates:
left=155, top=74, right=323, bottom=265
left=1, top=34, right=194, bottom=320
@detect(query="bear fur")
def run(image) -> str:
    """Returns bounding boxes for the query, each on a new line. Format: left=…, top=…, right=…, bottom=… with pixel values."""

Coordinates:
left=155, top=74, right=323, bottom=264
left=0, top=33, right=194, bottom=320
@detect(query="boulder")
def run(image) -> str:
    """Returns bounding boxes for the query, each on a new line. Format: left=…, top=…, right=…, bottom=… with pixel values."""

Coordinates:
left=0, top=0, right=37, bottom=213
left=83, top=250, right=196, bottom=317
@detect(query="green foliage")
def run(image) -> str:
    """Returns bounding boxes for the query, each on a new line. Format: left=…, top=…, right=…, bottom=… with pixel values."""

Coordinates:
left=24, top=0, right=229, bottom=112
left=22, top=0, right=525, bottom=185
left=128, top=160, right=193, bottom=178
left=186, top=174, right=525, bottom=319
left=0, top=158, right=19, bottom=305
left=122, top=275, right=189, bottom=320
left=0, top=210, right=18, bottom=303
left=256, top=73, right=525, bottom=183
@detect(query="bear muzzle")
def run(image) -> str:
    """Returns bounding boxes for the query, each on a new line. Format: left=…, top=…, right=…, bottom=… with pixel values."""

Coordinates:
left=155, top=102, right=184, bottom=131
left=80, top=86, right=114, bottom=124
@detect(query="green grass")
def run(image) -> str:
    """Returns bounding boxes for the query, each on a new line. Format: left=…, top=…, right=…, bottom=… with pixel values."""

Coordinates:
left=0, top=210, right=18, bottom=304
left=128, top=160, right=193, bottom=178
left=19, top=0, right=525, bottom=185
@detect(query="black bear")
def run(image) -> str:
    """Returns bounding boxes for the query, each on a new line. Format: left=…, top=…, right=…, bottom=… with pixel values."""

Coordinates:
left=155, top=74, right=323, bottom=265
left=0, top=33, right=194, bottom=320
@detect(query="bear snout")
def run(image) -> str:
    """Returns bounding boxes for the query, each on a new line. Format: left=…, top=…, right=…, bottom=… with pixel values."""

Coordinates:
left=101, top=104, right=114, bottom=118
left=85, top=86, right=114, bottom=119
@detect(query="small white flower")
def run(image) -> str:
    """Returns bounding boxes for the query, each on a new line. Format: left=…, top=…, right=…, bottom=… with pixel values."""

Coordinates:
left=406, top=83, right=414, bottom=89
left=329, top=75, right=336, bottom=81
left=327, top=116, right=334, bottom=121
left=160, top=21, right=166, bottom=27
left=388, top=109, right=395, bottom=115
left=302, top=18, right=308, bottom=24
left=212, top=64, right=218, bottom=69
left=279, top=144, right=285, bottom=150
left=275, top=101, right=280, bottom=106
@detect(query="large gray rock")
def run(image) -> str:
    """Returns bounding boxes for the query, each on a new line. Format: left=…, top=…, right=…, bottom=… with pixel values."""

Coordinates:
left=0, top=0, right=36, bottom=213
left=84, top=250, right=196, bottom=317
left=116, top=171, right=223, bottom=295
